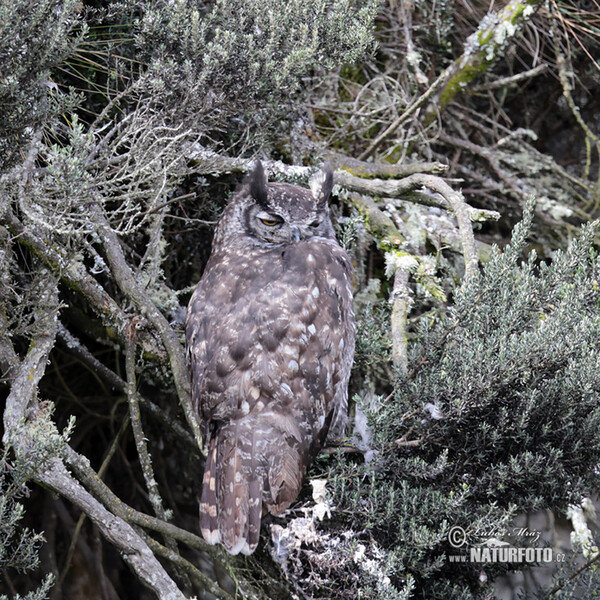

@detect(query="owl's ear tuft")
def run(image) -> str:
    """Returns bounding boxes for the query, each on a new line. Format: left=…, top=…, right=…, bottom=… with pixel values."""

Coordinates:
left=246, top=160, right=269, bottom=206
left=309, top=163, right=334, bottom=207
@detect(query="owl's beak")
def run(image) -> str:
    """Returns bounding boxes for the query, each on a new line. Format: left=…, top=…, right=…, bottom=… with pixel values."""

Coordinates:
left=291, top=227, right=301, bottom=242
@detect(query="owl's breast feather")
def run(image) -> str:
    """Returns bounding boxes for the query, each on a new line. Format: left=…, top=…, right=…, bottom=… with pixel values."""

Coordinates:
left=187, top=236, right=354, bottom=427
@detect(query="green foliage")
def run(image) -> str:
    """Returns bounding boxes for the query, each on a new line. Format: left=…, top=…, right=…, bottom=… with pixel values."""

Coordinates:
left=0, top=449, right=54, bottom=600
left=0, top=0, right=82, bottom=172
left=319, top=209, right=600, bottom=599
left=403, top=208, right=600, bottom=511
left=133, top=0, right=378, bottom=140
left=537, top=544, right=600, bottom=599
left=355, top=299, right=393, bottom=371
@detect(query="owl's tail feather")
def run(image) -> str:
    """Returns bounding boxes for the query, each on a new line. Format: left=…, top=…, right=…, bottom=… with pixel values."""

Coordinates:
left=201, top=426, right=263, bottom=555
left=199, top=438, right=221, bottom=546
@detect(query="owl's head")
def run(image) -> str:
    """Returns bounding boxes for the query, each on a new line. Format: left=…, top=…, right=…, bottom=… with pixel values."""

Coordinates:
left=217, top=161, right=336, bottom=247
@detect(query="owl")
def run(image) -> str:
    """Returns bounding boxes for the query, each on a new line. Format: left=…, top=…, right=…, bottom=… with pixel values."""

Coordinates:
left=185, top=161, right=355, bottom=555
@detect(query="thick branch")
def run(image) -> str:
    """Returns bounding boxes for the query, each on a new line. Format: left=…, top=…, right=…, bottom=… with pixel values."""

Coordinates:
left=324, top=153, right=448, bottom=179
left=421, top=176, right=479, bottom=279
left=350, top=193, right=404, bottom=249
left=2, top=272, right=58, bottom=441
left=36, top=461, right=186, bottom=600
left=334, top=170, right=500, bottom=223
left=64, top=446, right=247, bottom=600
left=185, top=147, right=500, bottom=226
left=390, top=267, right=411, bottom=374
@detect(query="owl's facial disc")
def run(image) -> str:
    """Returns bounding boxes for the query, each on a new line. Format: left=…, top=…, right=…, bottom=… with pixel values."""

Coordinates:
left=241, top=179, right=335, bottom=246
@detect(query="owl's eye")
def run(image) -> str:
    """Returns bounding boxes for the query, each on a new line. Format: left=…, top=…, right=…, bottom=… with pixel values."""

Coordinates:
left=259, top=217, right=281, bottom=227
left=309, top=220, right=320, bottom=228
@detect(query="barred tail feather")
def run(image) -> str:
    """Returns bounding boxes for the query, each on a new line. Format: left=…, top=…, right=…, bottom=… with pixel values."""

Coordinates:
left=216, top=425, right=264, bottom=556
left=218, top=431, right=249, bottom=555
left=199, top=438, right=220, bottom=545
left=247, top=475, right=262, bottom=552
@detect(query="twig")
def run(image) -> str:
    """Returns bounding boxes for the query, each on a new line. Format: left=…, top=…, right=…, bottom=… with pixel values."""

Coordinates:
left=123, top=323, right=188, bottom=590
left=357, top=63, right=454, bottom=160
left=471, top=63, right=549, bottom=93
left=551, top=14, right=600, bottom=186
left=437, top=131, right=524, bottom=196
left=398, top=0, right=428, bottom=86
left=2, top=209, right=160, bottom=359
left=125, top=320, right=171, bottom=522
left=544, top=551, right=600, bottom=597
left=90, top=202, right=203, bottom=451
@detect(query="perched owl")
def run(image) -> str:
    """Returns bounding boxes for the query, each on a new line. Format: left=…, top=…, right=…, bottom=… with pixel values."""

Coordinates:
left=185, top=161, right=355, bottom=555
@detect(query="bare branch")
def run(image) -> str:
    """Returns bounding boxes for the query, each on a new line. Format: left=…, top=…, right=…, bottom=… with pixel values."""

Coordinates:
left=90, top=202, right=203, bottom=450
left=35, top=460, right=186, bottom=600
left=125, top=321, right=171, bottom=522
left=356, top=64, right=454, bottom=161
left=325, top=153, right=448, bottom=178
left=186, top=146, right=500, bottom=224
left=390, top=267, right=411, bottom=374
left=2, top=278, right=186, bottom=600
left=334, top=169, right=500, bottom=224
left=471, top=63, right=548, bottom=92
left=2, top=271, right=58, bottom=441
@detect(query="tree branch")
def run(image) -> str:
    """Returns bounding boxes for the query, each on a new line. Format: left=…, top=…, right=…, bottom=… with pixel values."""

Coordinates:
left=426, top=0, right=544, bottom=120
left=186, top=146, right=500, bottom=226
left=324, top=153, right=448, bottom=178
left=35, top=460, right=187, bottom=600
left=390, top=267, right=411, bottom=374
left=2, top=278, right=186, bottom=600
left=125, top=321, right=171, bottom=523
left=63, top=446, right=223, bottom=561
left=90, top=203, right=203, bottom=451
left=2, top=271, right=59, bottom=441
left=334, top=169, right=500, bottom=223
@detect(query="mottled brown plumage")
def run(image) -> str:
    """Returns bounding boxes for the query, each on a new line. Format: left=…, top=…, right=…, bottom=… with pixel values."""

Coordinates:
left=185, top=161, right=355, bottom=555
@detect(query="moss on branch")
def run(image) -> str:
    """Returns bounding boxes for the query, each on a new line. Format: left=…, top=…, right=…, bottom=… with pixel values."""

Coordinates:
left=429, top=0, right=543, bottom=119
